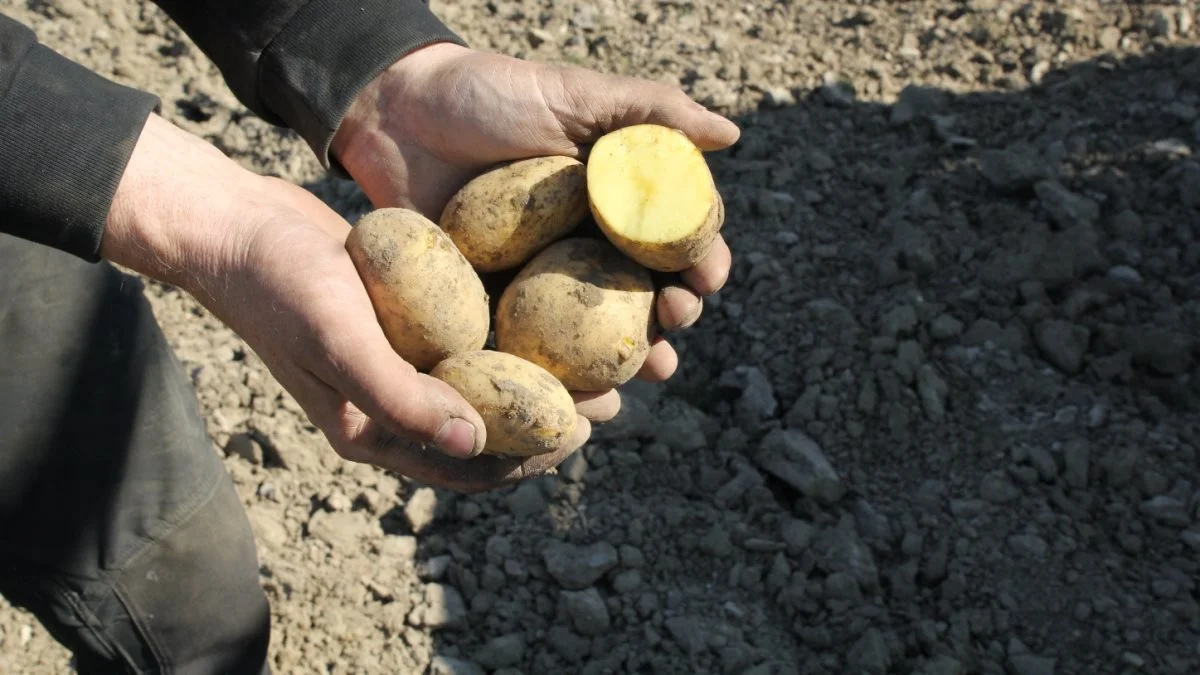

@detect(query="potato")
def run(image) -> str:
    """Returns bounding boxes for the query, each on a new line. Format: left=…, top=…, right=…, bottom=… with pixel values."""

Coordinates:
left=345, top=207, right=490, bottom=371
left=495, top=237, right=655, bottom=391
left=439, top=156, right=590, bottom=272
left=430, top=350, right=578, bottom=457
left=586, top=124, right=724, bottom=272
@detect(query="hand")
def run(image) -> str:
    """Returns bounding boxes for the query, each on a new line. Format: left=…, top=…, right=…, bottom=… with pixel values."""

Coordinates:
left=100, top=113, right=591, bottom=492
left=332, top=42, right=741, bottom=414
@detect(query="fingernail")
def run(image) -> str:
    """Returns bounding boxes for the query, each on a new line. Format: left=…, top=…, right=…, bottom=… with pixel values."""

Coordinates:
left=434, top=417, right=480, bottom=458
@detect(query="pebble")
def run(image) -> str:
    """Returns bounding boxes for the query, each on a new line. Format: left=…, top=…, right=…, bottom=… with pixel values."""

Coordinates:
left=916, top=365, right=949, bottom=421
left=753, top=429, right=846, bottom=504
left=377, top=534, right=418, bottom=561
left=1140, top=496, right=1191, bottom=527
left=930, top=314, right=965, bottom=340
left=474, top=634, right=527, bottom=670
left=916, top=654, right=964, bottom=675
left=664, top=615, right=707, bottom=654
left=543, top=541, right=620, bottom=589
left=1063, top=439, right=1091, bottom=488
left=561, top=588, right=610, bottom=636
left=612, top=570, right=642, bottom=594
left=558, top=451, right=588, bottom=483
left=981, top=471, right=1021, bottom=503
left=881, top=304, right=919, bottom=338
left=1007, top=534, right=1048, bottom=558
left=1034, top=319, right=1090, bottom=374
left=1035, top=180, right=1099, bottom=229
left=655, top=400, right=711, bottom=451
left=847, top=628, right=893, bottom=674
left=410, top=583, right=467, bottom=628
left=781, top=519, right=816, bottom=556
left=505, top=481, right=547, bottom=517
left=1026, top=446, right=1058, bottom=481
left=980, top=145, right=1049, bottom=192
left=404, top=487, right=439, bottom=534
left=700, top=524, right=734, bottom=558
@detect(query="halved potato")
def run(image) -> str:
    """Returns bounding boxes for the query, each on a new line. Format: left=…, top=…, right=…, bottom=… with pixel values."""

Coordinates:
left=586, top=124, right=723, bottom=272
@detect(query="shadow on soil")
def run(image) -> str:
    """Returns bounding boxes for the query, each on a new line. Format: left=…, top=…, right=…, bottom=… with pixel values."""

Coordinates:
left=302, top=45, right=1200, bottom=675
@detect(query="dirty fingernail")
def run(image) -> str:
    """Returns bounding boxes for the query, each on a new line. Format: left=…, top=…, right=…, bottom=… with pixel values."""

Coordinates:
left=434, top=418, right=480, bottom=458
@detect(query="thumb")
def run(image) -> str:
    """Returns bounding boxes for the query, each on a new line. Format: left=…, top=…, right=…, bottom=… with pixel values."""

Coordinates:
left=308, top=306, right=488, bottom=459
left=561, top=68, right=741, bottom=151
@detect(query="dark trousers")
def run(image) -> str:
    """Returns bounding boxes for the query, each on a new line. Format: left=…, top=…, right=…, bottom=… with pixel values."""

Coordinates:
left=0, top=233, right=271, bottom=674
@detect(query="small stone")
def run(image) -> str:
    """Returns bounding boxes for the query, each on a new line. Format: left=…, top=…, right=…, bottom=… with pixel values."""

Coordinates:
left=847, top=628, right=892, bottom=674
left=557, top=451, right=588, bottom=483
left=753, top=429, right=846, bottom=504
left=916, top=365, right=949, bottom=421
left=930, top=314, right=965, bottom=340
left=612, top=570, right=642, bottom=594
left=980, top=145, right=1049, bottom=192
left=378, top=534, right=418, bottom=561
left=506, top=482, right=547, bottom=517
left=429, top=656, right=486, bottom=675
left=224, top=432, right=263, bottom=464
left=881, top=304, right=919, bottom=338
left=700, top=525, right=734, bottom=558
left=1035, top=180, right=1099, bottom=229
left=915, top=654, right=964, bottom=675
left=1026, top=446, right=1058, bottom=481
left=1035, top=320, right=1090, bottom=374
left=561, top=588, right=610, bottom=636
left=664, top=615, right=707, bottom=655
left=412, top=584, right=468, bottom=628
left=981, top=471, right=1021, bottom=503
left=1098, top=26, right=1122, bottom=51
left=655, top=400, right=711, bottom=451
left=781, top=519, right=816, bottom=555
left=1007, top=534, right=1048, bottom=558
left=1140, top=496, right=1191, bottom=527
left=404, top=487, right=440, bottom=534
left=1063, top=439, right=1091, bottom=488
left=474, top=634, right=526, bottom=670
left=307, top=510, right=379, bottom=550
left=543, top=541, right=620, bottom=589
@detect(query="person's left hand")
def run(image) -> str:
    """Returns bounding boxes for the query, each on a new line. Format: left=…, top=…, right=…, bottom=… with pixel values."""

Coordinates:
left=331, top=42, right=740, bottom=419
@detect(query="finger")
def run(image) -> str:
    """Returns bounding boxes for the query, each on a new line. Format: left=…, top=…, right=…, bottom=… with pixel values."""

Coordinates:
left=636, top=337, right=678, bottom=383
left=680, top=235, right=732, bottom=296
left=559, top=68, right=741, bottom=151
left=656, top=285, right=703, bottom=330
left=572, top=389, right=621, bottom=422
left=304, top=278, right=488, bottom=459
left=333, top=412, right=591, bottom=494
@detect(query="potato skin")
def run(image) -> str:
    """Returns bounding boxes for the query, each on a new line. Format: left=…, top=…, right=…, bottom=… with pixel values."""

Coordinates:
left=596, top=187, right=724, bottom=272
left=345, top=208, right=490, bottom=371
left=430, top=350, right=578, bottom=457
left=440, top=156, right=590, bottom=272
left=495, top=238, right=656, bottom=391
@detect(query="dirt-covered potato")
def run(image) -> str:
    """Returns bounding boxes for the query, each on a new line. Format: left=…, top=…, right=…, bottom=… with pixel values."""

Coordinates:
left=587, top=124, right=724, bottom=272
left=495, top=237, right=656, bottom=391
left=430, top=350, right=578, bottom=457
left=439, top=156, right=590, bottom=272
left=345, top=208, right=490, bottom=371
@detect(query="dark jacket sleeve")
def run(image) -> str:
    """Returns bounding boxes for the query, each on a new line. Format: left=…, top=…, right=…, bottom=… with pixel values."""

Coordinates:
left=150, top=0, right=467, bottom=170
left=0, top=13, right=159, bottom=261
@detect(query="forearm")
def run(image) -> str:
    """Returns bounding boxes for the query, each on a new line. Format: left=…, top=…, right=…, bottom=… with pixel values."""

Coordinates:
left=0, top=13, right=158, bottom=261
left=149, top=0, right=467, bottom=169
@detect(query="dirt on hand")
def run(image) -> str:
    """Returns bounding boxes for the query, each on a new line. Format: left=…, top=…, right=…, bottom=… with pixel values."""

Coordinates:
left=2, top=1, right=1199, bottom=674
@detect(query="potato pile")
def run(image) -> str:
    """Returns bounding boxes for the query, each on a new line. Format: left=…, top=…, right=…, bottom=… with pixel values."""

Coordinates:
left=345, top=124, right=725, bottom=457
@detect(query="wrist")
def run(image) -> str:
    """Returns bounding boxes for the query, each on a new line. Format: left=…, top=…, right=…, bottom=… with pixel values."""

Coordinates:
left=99, top=114, right=261, bottom=289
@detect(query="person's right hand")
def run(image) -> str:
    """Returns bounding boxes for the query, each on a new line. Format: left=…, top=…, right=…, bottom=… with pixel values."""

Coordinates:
left=99, top=113, right=595, bottom=492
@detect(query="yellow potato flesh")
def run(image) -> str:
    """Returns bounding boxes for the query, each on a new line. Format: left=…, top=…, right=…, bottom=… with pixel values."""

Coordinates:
left=587, top=124, right=719, bottom=271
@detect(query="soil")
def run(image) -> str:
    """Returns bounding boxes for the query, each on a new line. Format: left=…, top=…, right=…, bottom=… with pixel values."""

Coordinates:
left=3, top=1, right=1200, bottom=674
